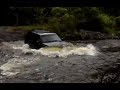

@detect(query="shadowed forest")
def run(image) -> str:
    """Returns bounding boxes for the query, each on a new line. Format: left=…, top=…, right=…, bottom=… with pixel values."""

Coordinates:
left=1, top=7, right=120, bottom=40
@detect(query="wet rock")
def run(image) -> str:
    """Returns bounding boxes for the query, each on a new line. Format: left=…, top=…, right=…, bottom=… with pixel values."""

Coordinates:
left=44, top=75, right=49, bottom=80
left=24, top=52, right=33, bottom=55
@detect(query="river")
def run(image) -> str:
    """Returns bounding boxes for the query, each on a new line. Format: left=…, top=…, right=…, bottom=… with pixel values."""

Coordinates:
left=0, top=40, right=120, bottom=83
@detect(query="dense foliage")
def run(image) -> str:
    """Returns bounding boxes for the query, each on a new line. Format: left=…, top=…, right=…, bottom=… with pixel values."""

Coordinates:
left=2, top=7, right=120, bottom=39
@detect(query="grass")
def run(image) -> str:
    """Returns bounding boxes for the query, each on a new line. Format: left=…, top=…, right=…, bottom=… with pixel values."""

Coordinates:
left=11, top=25, right=50, bottom=32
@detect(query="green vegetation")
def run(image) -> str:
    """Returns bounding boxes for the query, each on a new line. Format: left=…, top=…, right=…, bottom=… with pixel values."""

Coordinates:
left=3, top=7, right=120, bottom=39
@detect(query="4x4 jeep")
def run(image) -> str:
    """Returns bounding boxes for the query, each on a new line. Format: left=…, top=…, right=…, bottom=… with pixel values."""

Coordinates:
left=24, top=30, right=70, bottom=49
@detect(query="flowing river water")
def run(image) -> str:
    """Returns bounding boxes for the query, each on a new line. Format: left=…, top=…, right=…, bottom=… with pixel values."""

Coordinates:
left=0, top=40, right=120, bottom=83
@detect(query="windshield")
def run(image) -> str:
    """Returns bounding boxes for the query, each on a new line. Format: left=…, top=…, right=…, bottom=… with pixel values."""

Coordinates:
left=40, top=34, right=62, bottom=43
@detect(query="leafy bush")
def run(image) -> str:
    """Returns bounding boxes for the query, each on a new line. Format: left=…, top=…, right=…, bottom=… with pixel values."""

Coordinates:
left=6, top=7, right=120, bottom=39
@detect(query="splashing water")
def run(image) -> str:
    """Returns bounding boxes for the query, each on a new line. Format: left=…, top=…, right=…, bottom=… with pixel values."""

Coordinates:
left=0, top=41, right=99, bottom=76
left=0, top=58, right=27, bottom=76
left=13, top=43, right=99, bottom=58
left=0, top=57, right=40, bottom=76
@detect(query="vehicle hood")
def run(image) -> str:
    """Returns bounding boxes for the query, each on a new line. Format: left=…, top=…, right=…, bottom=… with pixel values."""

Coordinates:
left=43, top=41, right=72, bottom=47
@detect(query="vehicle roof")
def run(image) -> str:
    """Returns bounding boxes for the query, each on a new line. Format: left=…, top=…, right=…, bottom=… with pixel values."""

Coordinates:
left=32, top=30, right=49, bottom=33
left=38, top=33, right=56, bottom=35
left=31, top=30, right=56, bottom=35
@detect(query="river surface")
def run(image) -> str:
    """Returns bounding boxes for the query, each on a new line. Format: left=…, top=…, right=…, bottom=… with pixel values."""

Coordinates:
left=0, top=39, right=120, bottom=83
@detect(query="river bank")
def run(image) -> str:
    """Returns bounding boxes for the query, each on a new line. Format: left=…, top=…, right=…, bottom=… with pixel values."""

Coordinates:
left=0, top=26, right=120, bottom=43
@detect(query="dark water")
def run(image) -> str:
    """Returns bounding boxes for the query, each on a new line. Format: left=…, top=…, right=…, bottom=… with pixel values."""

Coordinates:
left=0, top=40, right=120, bottom=83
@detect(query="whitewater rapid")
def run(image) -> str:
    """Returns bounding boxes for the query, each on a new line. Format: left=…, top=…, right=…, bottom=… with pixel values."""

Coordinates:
left=0, top=41, right=99, bottom=76
left=12, top=43, right=99, bottom=58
